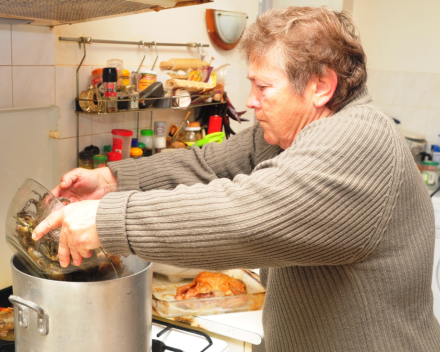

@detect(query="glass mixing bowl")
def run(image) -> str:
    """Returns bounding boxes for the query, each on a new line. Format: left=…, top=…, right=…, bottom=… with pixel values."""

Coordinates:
left=5, top=178, right=118, bottom=282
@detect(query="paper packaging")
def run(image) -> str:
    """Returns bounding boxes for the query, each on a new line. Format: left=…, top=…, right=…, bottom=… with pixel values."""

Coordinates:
left=164, top=79, right=215, bottom=93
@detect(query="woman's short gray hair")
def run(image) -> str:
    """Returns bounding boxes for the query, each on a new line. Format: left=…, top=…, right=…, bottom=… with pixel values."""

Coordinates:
left=239, top=7, right=367, bottom=112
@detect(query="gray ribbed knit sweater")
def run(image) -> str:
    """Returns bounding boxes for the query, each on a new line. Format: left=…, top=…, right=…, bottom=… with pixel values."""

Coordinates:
left=97, top=88, right=440, bottom=351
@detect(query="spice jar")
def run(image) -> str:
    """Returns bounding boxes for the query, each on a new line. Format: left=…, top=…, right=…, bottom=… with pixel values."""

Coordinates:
left=154, top=121, right=167, bottom=154
left=93, top=154, right=107, bottom=169
left=180, top=121, right=202, bottom=146
left=422, top=160, right=439, bottom=190
left=103, top=67, right=118, bottom=113
left=122, top=69, right=131, bottom=87
left=78, top=151, right=93, bottom=170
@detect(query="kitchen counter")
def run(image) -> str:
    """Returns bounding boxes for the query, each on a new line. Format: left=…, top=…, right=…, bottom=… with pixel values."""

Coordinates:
left=153, top=310, right=264, bottom=352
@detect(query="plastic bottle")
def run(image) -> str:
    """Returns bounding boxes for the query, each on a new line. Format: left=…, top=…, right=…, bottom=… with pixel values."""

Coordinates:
left=154, top=121, right=167, bottom=154
left=139, top=129, right=154, bottom=156
left=103, top=67, right=118, bottom=113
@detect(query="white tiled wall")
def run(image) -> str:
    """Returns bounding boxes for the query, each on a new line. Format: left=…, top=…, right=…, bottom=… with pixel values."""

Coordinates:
left=367, top=70, right=440, bottom=150
left=0, top=0, right=256, bottom=181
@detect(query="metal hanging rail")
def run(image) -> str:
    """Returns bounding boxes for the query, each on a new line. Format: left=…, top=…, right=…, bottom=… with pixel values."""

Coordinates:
left=59, top=36, right=209, bottom=48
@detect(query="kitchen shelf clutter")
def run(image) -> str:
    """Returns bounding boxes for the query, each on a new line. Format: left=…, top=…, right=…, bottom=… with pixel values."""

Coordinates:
left=62, top=36, right=227, bottom=165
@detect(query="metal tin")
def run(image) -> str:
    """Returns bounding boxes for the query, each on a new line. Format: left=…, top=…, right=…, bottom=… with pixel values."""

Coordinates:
left=10, top=255, right=152, bottom=352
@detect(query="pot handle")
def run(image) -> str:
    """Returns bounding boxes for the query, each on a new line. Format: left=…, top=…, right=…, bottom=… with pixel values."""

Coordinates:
left=9, top=295, right=49, bottom=336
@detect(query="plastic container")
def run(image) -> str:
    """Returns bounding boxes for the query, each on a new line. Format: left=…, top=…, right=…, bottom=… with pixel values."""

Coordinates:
left=78, top=151, right=93, bottom=169
left=422, top=160, right=439, bottom=190
left=130, top=147, right=143, bottom=159
left=5, top=178, right=117, bottom=282
left=111, top=129, right=133, bottom=160
left=107, top=151, right=122, bottom=162
left=154, top=121, right=167, bottom=154
left=139, top=129, right=154, bottom=157
left=103, top=145, right=112, bottom=154
left=152, top=269, right=265, bottom=318
left=180, top=121, right=202, bottom=146
left=93, top=154, right=107, bottom=169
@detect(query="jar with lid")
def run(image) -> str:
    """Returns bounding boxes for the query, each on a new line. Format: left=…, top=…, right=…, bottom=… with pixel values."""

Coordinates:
left=180, top=121, right=202, bottom=146
left=93, top=154, right=107, bottom=169
left=107, top=151, right=122, bottom=162
left=91, top=68, right=105, bottom=95
left=78, top=151, right=93, bottom=170
left=111, top=129, right=133, bottom=160
left=130, top=147, right=143, bottom=159
left=421, top=160, right=439, bottom=190
left=103, top=67, right=118, bottom=113
left=139, top=129, right=154, bottom=156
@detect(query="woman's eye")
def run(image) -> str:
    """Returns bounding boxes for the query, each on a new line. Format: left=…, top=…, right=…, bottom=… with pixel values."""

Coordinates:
left=257, top=85, right=266, bottom=91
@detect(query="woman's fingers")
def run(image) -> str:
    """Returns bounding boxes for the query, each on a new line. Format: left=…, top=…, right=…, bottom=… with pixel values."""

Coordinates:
left=32, top=210, right=63, bottom=241
left=33, top=200, right=102, bottom=268
left=57, top=236, right=72, bottom=268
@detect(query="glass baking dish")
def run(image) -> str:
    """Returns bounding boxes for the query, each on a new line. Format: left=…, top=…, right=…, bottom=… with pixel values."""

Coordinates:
left=152, top=269, right=266, bottom=318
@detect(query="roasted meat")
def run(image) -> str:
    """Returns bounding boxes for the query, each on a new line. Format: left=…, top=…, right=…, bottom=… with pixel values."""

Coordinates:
left=175, top=272, right=246, bottom=300
left=0, top=307, right=14, bottom=341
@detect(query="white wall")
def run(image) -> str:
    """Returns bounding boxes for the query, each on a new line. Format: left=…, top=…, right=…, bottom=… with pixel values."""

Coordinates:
left=353, top=0, right=440, bottom=150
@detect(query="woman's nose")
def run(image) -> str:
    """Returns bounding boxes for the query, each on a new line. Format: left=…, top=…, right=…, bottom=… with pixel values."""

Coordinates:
left=246, top=87, right=260, bottom=109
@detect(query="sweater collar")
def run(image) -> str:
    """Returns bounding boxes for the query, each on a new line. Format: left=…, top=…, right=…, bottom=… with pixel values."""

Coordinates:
left=339, top=86, right=372, bottom=112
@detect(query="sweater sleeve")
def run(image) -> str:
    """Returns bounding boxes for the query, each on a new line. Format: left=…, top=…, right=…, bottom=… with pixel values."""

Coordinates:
left=107, top=123, right=281, bottom=192
left=97, top=108, right=400, bottom=269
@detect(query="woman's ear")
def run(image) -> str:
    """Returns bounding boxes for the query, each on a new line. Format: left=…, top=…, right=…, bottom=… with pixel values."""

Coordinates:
left=312, top=69, right=338, bottom=108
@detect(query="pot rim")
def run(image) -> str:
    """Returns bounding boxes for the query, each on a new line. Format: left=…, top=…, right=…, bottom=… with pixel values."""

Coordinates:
left=10, top=254, right=152, bottom=286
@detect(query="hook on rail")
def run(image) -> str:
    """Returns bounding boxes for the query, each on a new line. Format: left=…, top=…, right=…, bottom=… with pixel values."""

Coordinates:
left=151, top=41, right=158, bottom=70
left=137, top=41, right=146, bottom=75
left=198, top=43, right=206, bottom=62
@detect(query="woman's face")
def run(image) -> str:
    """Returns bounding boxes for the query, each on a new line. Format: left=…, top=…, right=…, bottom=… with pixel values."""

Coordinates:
left=246, top=58, right=316, bottom=149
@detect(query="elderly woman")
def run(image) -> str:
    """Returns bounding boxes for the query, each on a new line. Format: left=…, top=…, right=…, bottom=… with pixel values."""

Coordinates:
left=34, top=7, right=440, bottom=351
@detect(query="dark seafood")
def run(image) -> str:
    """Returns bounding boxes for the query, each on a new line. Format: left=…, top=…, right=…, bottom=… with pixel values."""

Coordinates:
left=12, top=191, right=124, bottom=282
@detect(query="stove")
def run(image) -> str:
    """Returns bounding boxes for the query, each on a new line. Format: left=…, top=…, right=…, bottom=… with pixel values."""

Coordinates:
left=0, top=287, right=228, bottom=352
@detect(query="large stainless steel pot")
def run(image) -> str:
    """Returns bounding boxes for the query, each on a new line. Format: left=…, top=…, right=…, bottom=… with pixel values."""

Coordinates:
left=9, top=254, right=152, bottom=352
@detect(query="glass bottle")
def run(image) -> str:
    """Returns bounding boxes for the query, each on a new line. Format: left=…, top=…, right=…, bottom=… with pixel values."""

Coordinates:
left=103, top=67, right=118, bottom=113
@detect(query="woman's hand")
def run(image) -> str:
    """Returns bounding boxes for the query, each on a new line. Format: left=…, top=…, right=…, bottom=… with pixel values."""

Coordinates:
left=51, top=167, right=117, bottom=203
left=32, top=200, right=102, bottom=267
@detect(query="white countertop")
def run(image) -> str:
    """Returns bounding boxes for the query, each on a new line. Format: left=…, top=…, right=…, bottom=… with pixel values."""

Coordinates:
left=154, top=309, right=264, bottom=345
